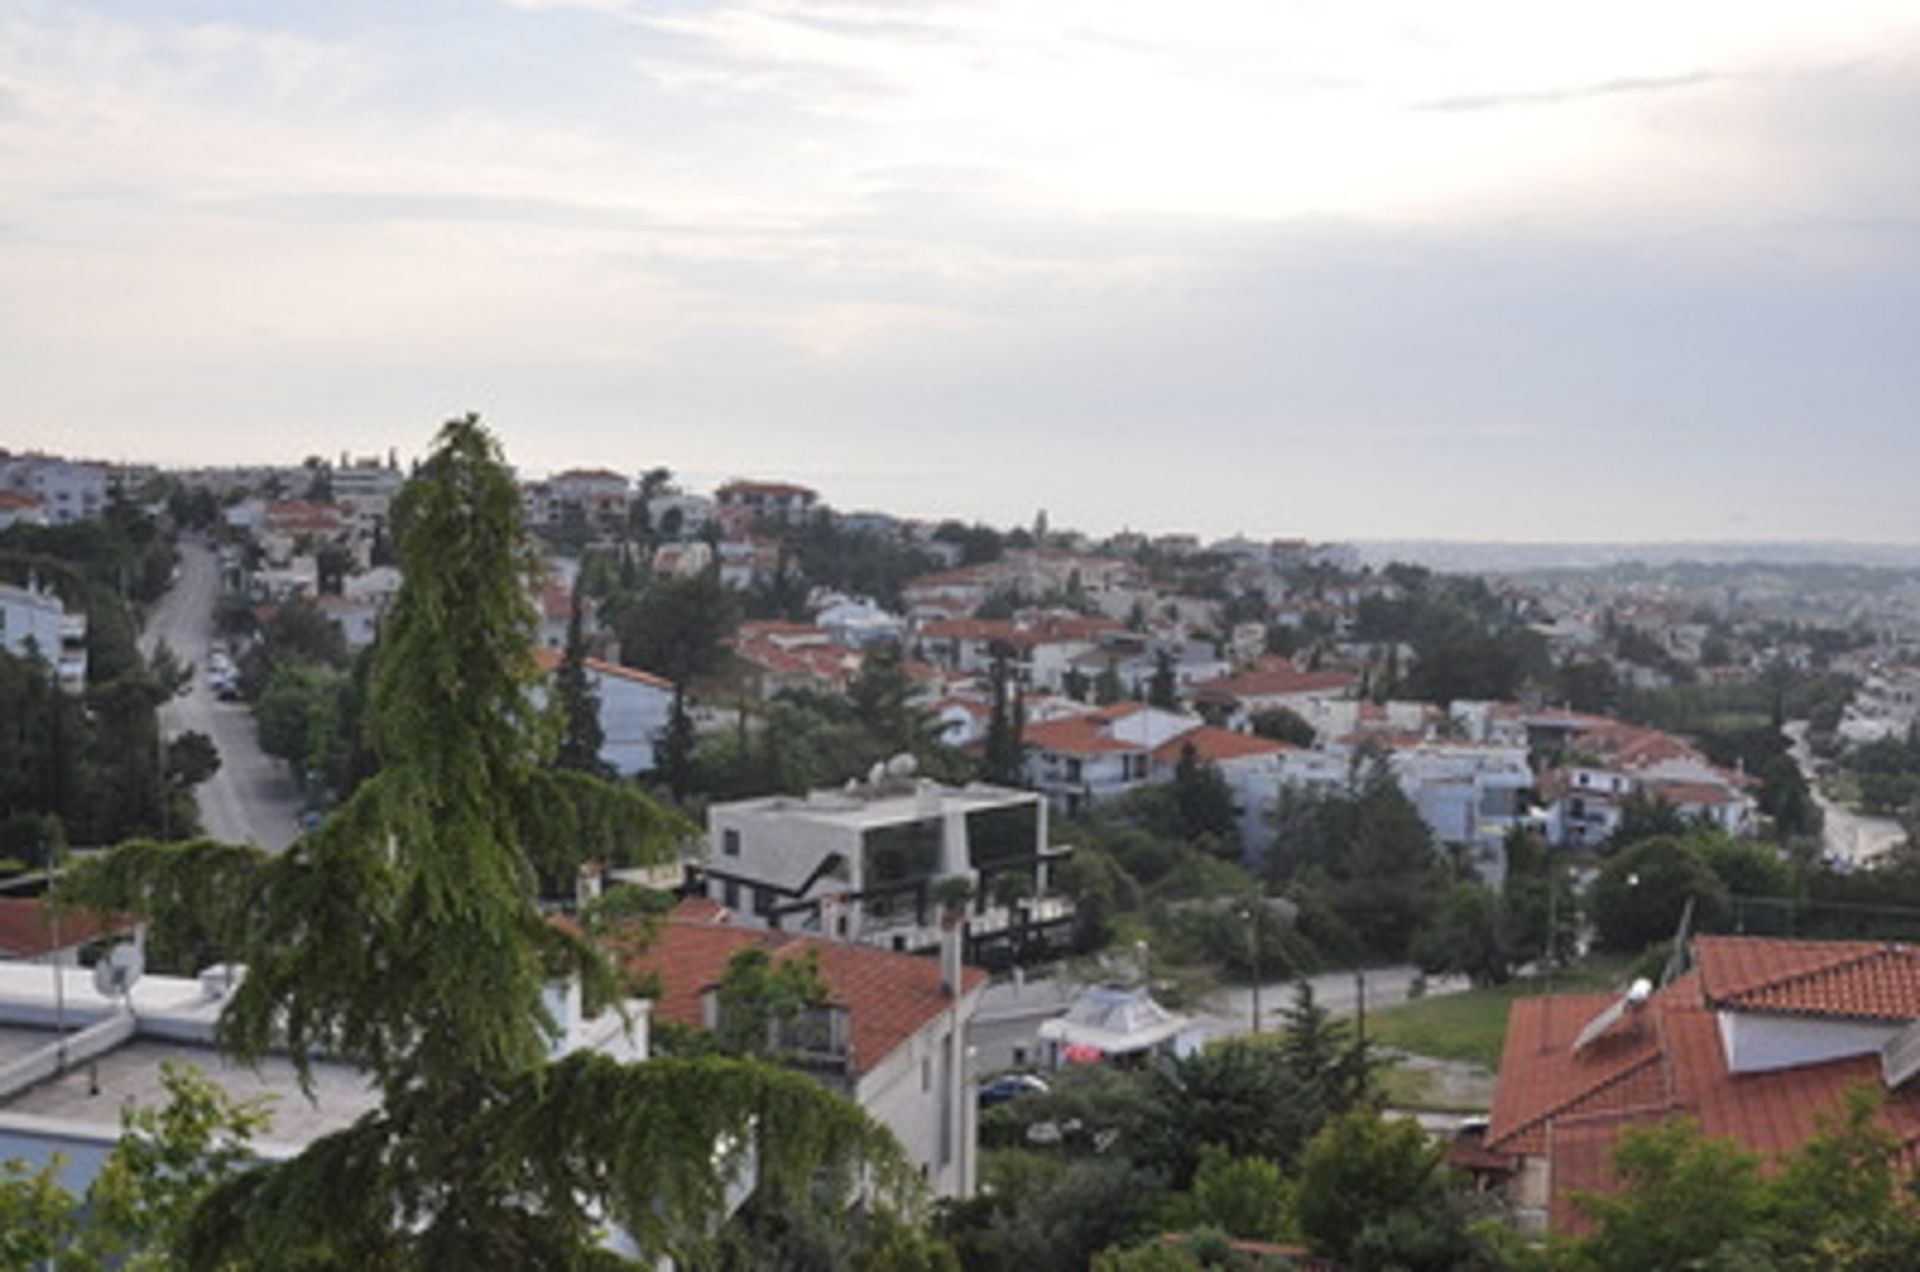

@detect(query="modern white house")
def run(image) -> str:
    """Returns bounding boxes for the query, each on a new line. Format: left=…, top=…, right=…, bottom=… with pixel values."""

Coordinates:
left=700, top=775, right=1073, bottom=966
left=0, top=953, right=652, bottom=1244
left=1385, top=743, right=1536, bottom=884
left=0, top=582, right=88, bottom=691
left=531, top=646, right=676, bottom=776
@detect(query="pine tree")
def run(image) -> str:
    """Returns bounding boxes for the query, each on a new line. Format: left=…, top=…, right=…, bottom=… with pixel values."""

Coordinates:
left=658, top=683, right=696, bottom=802
left=981, top=648, right=1025, bottom=786
left=553, top=588, right=610, bottom=778
left=67, top=416, right=901, bottom=1267
left=1147, top=650, right=1178, bottom=710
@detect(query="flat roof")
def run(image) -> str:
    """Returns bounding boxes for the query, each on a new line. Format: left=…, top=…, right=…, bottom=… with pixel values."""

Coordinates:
left=4, top=1040, right=381, bottom=1145
left=714, top=782, right=1039, bottom=830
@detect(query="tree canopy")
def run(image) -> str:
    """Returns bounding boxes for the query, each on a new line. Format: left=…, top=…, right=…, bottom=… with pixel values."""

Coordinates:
left=64, top=416, right=902, bottom=1268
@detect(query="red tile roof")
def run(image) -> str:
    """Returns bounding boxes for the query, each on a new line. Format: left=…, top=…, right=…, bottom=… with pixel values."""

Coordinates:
left=623, top=917, right=984, bottom=1076
left=0, top=491, right=44, bottom=510
left=1192, top=660, right=1358, bottom=703
left=1694, top=936, right=1920, bottom=1023
left=0, top=898, right=126, bottom=958
left=1021, top=706, right=1154, bottom=757
left=531, top=644, right=674, bottom=692
left=1151, top=725, right=1290, bottom=766
left=1487, top=941, right=1920, bottom=1233
left=717, top=480, right=817, bottom=501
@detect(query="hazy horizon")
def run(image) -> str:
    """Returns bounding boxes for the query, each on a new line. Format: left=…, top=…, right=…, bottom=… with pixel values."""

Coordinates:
left=5, top=2, right=1918, bottom=544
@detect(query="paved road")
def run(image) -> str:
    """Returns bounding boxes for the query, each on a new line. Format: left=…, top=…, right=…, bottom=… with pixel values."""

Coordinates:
left=1195, top=964, right=1467, bottom=1043
left=140, top=542, right=302, bottom=852
left=1784, top=721, right=1906, bottom=867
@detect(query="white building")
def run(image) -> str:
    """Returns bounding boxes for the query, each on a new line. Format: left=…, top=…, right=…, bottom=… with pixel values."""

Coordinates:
left=700, top=777, right=1072, bottom=965
left=1839, top=667, right=1920, bottom=745
left=1021, top=704, right=1197, bottom=817
left=0, top=491, right=47, bottom=531
left=1386, top=743, right=1536, bottom=884
left=331, top=457, right=406, bottom=524
left=0, top=457, right=109, bottom=525
left=0, top=582, right=88, bottom=690
left=532, top=647, right=676, bottom=777
left=0, top=957, right=646, bottom=1215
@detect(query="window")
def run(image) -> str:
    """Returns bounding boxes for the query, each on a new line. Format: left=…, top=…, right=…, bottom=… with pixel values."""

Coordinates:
left=1012, top=1046, right=1028, bottom=1067
left=723, top=879, right=740, bottom=909
left=922, top=1057, right=932, bottom=1092
left=721, top=828, right=741, bottom=857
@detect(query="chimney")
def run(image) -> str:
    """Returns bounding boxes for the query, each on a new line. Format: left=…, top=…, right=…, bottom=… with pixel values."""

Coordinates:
left=939, top=913, right=966, bottom=998
left=817, top=891, right=844, bottom=941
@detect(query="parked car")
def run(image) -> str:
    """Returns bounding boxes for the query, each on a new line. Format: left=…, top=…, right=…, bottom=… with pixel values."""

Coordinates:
left=978, top=1073, right=1050, bottom=1109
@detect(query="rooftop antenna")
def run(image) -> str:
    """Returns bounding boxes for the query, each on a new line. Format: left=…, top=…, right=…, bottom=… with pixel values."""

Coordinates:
left=1660, top=896, right=1697, bottom=989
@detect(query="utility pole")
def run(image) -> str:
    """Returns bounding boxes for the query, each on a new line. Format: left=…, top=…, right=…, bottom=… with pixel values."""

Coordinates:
left=1246, top=904, right=1262, bottom=1035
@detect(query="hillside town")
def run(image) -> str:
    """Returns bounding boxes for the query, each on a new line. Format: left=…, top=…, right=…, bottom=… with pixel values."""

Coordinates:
left=3, top=432, right=1920, bottom=1268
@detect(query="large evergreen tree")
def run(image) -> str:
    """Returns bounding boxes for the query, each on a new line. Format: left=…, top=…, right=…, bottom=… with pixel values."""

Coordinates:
left=66, top=416, right=901, bottom=1268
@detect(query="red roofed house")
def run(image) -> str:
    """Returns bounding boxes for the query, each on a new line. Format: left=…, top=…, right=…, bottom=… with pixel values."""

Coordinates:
left=1525, top=712, right=1754, bottom=848
left=627, top=908, right=987, bottom=1197
left=1477, top=935, right=1920, bottom=1234
left=1190, top=659, right=1361, bottom=730
left=1021, top=704, right=1195, bottom=817
left=548, top=468, right=631, bottom=529
left=714, top=479, right=818, bottom=531
left=0, top=898, right=127, bottom=964
left=1024, top=705, right=1303, bottom=854
left=531, top=645, right=675, bottom=777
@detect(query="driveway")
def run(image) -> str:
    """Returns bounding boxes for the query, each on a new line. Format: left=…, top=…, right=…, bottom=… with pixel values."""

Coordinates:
left=140, top=541, right=303, bottom=852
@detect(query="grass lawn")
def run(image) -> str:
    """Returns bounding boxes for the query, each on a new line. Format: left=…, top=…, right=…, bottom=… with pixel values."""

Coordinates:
left=1365, top=956, right=1638, bottom=1070
left=1375, top=1062, right=1494, bottom=1115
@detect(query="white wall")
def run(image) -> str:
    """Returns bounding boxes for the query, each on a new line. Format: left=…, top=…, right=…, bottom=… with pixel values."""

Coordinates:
left=593, top=670, right=673, bottom=776
left=855, top=985, right=980, bottom=1198
left=1717, top=1010, right=1901, bottom=1075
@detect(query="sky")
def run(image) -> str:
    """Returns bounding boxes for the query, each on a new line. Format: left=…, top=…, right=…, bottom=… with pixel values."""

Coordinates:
left=2, top=0, right=1918, bottom=543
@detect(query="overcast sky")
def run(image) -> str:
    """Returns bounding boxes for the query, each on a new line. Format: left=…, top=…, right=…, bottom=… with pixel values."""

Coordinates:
left=3, top=1, right=1917, bottom=542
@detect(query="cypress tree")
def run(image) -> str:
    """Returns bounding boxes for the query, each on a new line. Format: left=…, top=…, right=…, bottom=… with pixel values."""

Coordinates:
left=553, top=588, right=610, bottom=778
left=68, top=416, right=902, bottom=1267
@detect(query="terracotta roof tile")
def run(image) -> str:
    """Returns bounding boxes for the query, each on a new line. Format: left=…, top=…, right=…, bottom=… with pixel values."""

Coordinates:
left=1150, top=725, right=1291, bottom=765
left=623, top=917, right=983, bottom=1076
left=1695, top=935, right=1920, bottom=1023
left=0, top=898, right=125, bottom=958
left=1490, top=941, right=1920, bottom=1233
left=531, top=645, right=674, bottom=692
left=1192, top=661, right=1359, bottom=703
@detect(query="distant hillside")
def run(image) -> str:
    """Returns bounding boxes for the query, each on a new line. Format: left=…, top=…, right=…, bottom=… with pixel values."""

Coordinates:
left=1357, top=541, right=1920, bottom=574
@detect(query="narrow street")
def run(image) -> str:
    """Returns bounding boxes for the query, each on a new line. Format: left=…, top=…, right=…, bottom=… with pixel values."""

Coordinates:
left=1783, top=721, right=1905, bottom=866
left=139, top=541, right=302, bottom=852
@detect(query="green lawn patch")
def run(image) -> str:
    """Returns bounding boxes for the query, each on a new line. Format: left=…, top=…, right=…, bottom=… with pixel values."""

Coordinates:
left=1365, top=956, right=1637, bottom=1070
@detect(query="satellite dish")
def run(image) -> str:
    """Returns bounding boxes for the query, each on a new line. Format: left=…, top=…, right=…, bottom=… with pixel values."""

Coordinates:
left=93, top=942, right=145, bottom=1001
left=887, top=753, right=918, bottom=777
